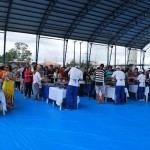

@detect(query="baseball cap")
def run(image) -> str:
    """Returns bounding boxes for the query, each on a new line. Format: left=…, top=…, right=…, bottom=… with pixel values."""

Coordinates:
left=116, top=66, right=121, bottom=69
left=139, top=69, right=143, bottom=72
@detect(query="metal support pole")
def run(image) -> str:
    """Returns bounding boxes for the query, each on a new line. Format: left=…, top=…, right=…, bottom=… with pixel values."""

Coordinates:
left=140, top=50, right=142, bottom=69
left=125, top=47, right=126, bottom=69
left=87, top=42, right=89, bottom=69
left=107, top=44, right=109, bottom=66
left=3, top=30, right=7, bottom=64
left=79, top=41, right=82, bottom=67
left=114, top=44, right=116, bottom=68
left=36, top=35, right=40, bottom=64
left=109, top=45, right=113, bottom=66
left=86, top=42, right=93, bottom=69
left=73, top=41, right=76, bottom=66
left=88, top=43, right=93, bottom=66
left=63, top=39, right=68, bottom=67
left=127, top=48, right=131, bottom=66
left=142, top=50, right=146, bottom=70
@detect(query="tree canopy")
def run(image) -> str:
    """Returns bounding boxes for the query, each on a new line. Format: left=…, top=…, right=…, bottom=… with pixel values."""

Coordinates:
left=0, top=42, right=32, bottom=63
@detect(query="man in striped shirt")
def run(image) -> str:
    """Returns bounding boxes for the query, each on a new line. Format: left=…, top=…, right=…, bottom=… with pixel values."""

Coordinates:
left=94, top=64, right=105, bottom=104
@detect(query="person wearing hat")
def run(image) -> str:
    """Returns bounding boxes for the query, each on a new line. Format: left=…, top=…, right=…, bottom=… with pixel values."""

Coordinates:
left=134, top=69, right=145, bottom=100
left=111, top=66, right=126, bottom=104
left=65, top=66, right=83, bottom=110
left=93, top=63, right=105, bottom=104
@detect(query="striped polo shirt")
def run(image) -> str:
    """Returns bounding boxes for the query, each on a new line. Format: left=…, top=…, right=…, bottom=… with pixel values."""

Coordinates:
left=94, top=69, right=105, bottom=83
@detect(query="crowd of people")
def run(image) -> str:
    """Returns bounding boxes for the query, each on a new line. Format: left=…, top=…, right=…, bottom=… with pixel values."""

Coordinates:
left=0, top=62, right=149, bottom=110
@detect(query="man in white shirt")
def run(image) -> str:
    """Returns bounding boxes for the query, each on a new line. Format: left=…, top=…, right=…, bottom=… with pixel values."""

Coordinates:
left=111, top=66, right=125, bottom=104
left=66, top=66, right=83, bottom=110
left=137, top=69, right=145, bottom=100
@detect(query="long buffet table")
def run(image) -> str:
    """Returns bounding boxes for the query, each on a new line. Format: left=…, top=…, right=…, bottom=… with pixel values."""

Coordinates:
left=40, top=83, right=149, bottom=110
left=129, top=85, right=149, bottom=102
left=105, top=85, right=129, bottom=102
left=49, top=87, right=80, bottom=110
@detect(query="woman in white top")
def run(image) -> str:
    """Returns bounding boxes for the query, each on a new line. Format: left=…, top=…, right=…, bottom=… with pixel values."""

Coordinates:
left=33, top=66, right=47, bottom=101
left=136, top=69, right=145, bottom=100
left=53, top=68, right=61, bottom=83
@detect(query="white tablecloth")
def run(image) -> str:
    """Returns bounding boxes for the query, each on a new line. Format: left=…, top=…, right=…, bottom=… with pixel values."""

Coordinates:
left=104, top=86, right=129, bottom=101
left=49, top=87, right=80, bottom=110
left=0, top=91, right=7, bottom=115
left=129, top=85, right=149, bottom=102
left=49, top=87, right=67, bottom=106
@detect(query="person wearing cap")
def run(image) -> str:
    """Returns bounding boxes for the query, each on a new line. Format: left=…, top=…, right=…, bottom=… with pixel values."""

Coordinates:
left=134, top=69, right=145, bottom=100
left=65, top=66, right=83, bottom=110
left=93, top=64, right=105, bottom=104
left=111, top=66, right=126, bottom=104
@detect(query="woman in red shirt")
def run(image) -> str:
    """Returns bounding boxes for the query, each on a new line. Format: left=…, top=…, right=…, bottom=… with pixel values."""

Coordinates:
left=24, top=65, right=33, bottom=99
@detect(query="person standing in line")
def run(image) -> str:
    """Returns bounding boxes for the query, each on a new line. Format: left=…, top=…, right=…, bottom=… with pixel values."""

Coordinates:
left=88, top=67, right=96, bottom=99
left=33, top=65, right=47, bottom=101
left=24, top=65, right=33, bottom=99
left=135, top=69, right=145, bottom=100
left=0, top=66, right=6, bottom=90
left=94, top=64, right=105, bottom=104
left=111, top=66, right=126, bottom=104
left=65, top=66, right=83, bottom=110
left=2, top=64, right=14, bottom=109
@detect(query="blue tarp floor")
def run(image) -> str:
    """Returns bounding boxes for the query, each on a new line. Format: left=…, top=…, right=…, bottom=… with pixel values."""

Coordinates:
left=0, top=90, right=150, bottom=150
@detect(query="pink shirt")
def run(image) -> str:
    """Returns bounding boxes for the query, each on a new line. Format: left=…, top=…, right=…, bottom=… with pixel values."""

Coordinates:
left=24, top=70, right=32, bottom=83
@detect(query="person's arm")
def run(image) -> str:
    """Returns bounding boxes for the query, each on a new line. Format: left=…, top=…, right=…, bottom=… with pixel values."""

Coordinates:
left=25, top=71, right=32, bottom=78
left=111, top=72, right=116, bottom=81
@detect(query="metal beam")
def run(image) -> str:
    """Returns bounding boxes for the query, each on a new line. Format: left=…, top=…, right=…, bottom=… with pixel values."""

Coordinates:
left=35, top=34, right=40, bottom=64
left=3, top=30, right=6, bottom=64
left=88, top=0, right=141, bottom=42
left=3, top=0, right=13, bottom=64
left=63, top=39, right=68, bottom=67
left=4, top=0, right=13, bottom=31
left=141, top=41, right=150, bottom=50
left=64, top=0, right=100, bottom=39
left=37, top=0, right=57, bottom=36
left=109, top=8, right=150, bottom=45
left=126, top=25, right=150, bottom=48
left=86, top=42, right=93, bottom=69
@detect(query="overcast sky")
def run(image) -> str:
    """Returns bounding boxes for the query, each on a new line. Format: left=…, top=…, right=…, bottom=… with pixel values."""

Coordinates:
left=0, top=31, right=150, bottom=68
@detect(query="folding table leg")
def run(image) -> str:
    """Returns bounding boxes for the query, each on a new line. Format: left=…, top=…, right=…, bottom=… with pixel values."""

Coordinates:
left=3, top=109, right=5, bottom=116
left=46, top=98, right=49, bottom=103
left=60, top=104, right=62, bottom=110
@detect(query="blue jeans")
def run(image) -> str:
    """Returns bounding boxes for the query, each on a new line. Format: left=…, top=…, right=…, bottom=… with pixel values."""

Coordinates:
left=33, top=83, right=40, bottom=99
left=137, top=86, right=145, bottom=99
left=66, top=85, right=79, bottom=109
left=115, top=86, right=125, bottom=103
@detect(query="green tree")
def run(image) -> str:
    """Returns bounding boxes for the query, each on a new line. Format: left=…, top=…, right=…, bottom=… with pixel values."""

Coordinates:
left=0, top=42, right=32, bottom=63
